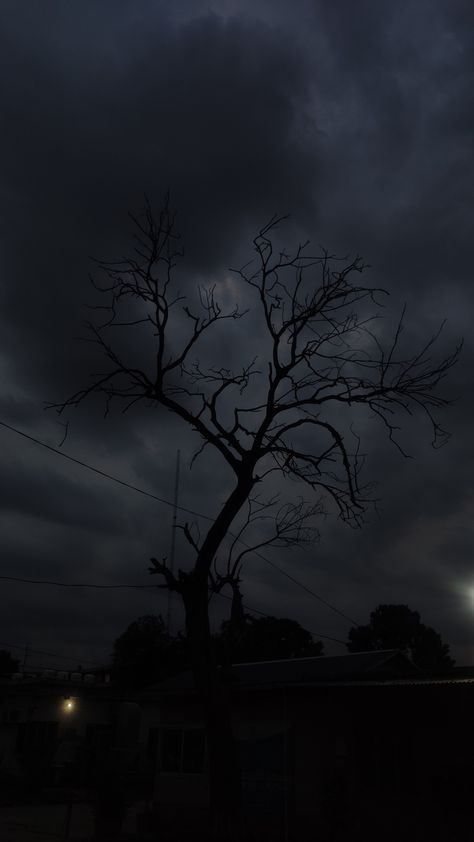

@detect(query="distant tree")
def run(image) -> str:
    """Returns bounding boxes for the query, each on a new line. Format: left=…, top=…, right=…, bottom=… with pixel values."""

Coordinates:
left=112, top=615, right=188, bottom=688
left=411, top=624, right=454, bottom=672
left=347, top=604, right=454, bottom=671
left=348, top=604, right=421, bottom=652
left=0, top=649, right=19, bottom=677
left=214, top=614, right=323, bottom=665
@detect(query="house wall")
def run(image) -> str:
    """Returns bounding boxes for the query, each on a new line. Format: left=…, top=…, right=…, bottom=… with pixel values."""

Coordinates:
left=152, top=682, right=474, bottom=841
left=288, top=688, right=348, bottom=838
left=0, top=682, right=175, bottom=794
left=0, top=683, right=117, bottom=786
left=235, top=690, right=288, bottom=840
left=1, top=688, right=110, bottom=734
left=289, top=683, right=474, bottom=840
left=153, top=695, right=208, bottom=808
left=153, top=689, right=290, bottom=839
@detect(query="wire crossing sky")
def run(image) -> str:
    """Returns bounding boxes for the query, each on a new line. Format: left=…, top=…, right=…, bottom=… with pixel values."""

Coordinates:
left=0, top=419, right=358, bottom=626
left=0, top=0, right=472, bottom=666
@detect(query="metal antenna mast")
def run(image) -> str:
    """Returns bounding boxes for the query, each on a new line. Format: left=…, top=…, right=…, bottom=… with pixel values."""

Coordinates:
left=166, top=449, right=180, bottom=636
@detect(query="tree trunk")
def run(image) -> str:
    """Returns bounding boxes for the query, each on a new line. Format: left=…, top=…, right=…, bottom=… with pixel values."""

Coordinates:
left=183, top=577, right=243, bottom=841
left=180, top=473, right=255, bottom=839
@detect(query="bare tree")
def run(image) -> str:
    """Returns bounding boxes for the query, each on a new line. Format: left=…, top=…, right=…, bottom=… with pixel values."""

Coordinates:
left=50, top=196, right=460, bottom=838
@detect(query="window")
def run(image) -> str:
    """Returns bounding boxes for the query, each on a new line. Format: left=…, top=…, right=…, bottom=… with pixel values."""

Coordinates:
left=162, top=729, right=181, bottom=772
left=16, top=721, right=58, bottom=752
left=85, top=723, right=113, bottom=751
left=161, top=728, right=206, bottom=774
left=182, top=729, right=206, bottom=773
left=146, top=727, right=160, bottom=777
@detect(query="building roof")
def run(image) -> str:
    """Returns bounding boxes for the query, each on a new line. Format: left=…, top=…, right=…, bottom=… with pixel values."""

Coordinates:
left=142, top=649, right=422, bottom=696
left=451, top=664, right=474, bottom=680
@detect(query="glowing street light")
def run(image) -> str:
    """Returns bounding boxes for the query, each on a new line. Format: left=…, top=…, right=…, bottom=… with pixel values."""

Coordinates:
left=62, top=696, right=76, bottom=713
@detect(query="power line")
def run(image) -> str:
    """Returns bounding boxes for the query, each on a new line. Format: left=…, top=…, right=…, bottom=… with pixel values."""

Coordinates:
left=0, top=419, right=358, bottom=625
left=0, top=574, right=154, bottom=589
left=9, top=662, right=106, bottom=676
left=0, top=640, right=102, bottom=666
left=0, top=573, right=348, bottom=651
left=0, top=615, right=345, bottom=662
left=0, top=573, right=349, bottom=650
left=214, top=592, right=347, bottom=646
left=245, top=549, right=357, bottom=625
left=0, top=563, right=356, bottom=626
left=0, top=420, right=203, bottom=520
left=0, top=599, right=347, bottom=658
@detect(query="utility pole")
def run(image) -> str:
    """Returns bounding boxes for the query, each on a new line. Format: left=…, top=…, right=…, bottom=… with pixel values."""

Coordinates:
left=166, top=449, right=180, bottom=637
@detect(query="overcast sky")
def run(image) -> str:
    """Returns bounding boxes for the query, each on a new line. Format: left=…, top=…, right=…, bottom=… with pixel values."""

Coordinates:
left=0, top=0, right=473, bottom=670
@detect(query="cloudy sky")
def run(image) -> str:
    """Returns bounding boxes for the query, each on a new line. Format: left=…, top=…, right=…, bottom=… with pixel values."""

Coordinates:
left=0, top=0, right=473, bottom=670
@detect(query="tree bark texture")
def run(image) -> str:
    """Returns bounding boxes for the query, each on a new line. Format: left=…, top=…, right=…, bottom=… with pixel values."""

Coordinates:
left=183, top=579, right=243, bottom=840
left=180, top=475, right=256, bottom=839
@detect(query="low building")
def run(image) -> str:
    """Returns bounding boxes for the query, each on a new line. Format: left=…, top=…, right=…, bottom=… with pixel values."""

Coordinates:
left=2, top=653, right=473, bottom=839
left=1, top=669, right=157, bottom=794
left=143, top=650, right=474, bottom=841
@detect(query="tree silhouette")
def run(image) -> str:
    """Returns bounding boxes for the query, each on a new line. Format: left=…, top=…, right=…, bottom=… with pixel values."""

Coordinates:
left=112, top=614, right=188, bottom=688
left=215, top=614, right=323, bottom=666
left=0, top=649, right=19, bottom=677
left=51, top=197, right=459, bottom=837
left=411, top=624, right=455, bottom=671
left=347, top=604, right=455, bottom=671
left=112, top=613, right=323, bottom=689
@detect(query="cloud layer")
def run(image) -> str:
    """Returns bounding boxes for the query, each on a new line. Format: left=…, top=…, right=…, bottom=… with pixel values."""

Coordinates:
left=0, top=0, right=472, bottom=667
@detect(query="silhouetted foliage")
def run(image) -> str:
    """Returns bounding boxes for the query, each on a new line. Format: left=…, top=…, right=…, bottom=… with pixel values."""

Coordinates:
left=214, top=614, right=323, bottom=665
left=347, top=604, right=454, bottom=671
left=0, top=649, right=19, bottom=677
left=112, top=615, right=188, bottom=688
left=411, top=624, right=454, bottom=672
left=113, top=613, right=323, bottom=687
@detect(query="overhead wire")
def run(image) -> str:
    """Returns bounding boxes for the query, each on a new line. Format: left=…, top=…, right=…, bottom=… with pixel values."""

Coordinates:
left=0, top=418, right=358, bottom=628
left=0, top=420, right=201, bottom=518
left=0, top=575, right=348, bottom=648
left=8, top=662, right=110, bottom=676
left=0, top=640, right=103, bottom=666
left=0, top=418, right=358, bottom=623
left=214, top=592, right=347, bottom=646
left=0, top=574, right=153, bottom=589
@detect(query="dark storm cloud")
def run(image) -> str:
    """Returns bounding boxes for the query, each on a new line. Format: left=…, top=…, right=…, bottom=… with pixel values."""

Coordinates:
left=0, top=456, right=133, bottom=534
left=0, top=0, right=472, bottom=663
left=300, top=1, right=474, bottom=285
left=0, top=3, right=319, bottom=362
